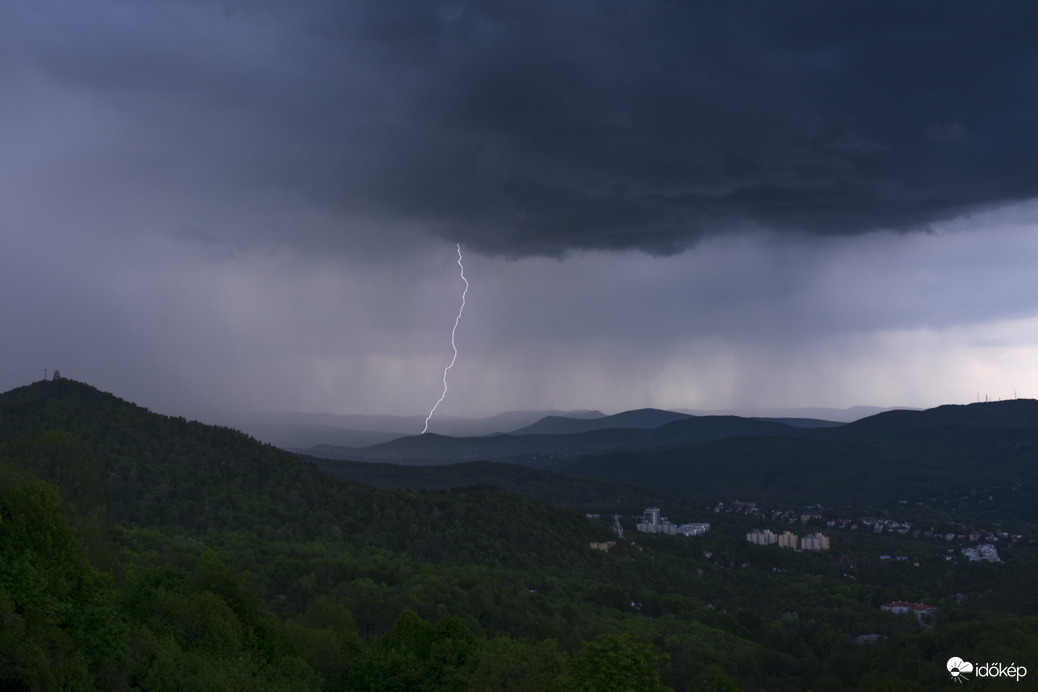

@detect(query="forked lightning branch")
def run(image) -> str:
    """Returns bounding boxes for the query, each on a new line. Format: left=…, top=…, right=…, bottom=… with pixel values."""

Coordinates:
left=422, top=243, right=469, bottom=434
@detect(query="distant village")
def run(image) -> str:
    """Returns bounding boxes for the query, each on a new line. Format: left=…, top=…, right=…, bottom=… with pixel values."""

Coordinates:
left=714, top=499, right=1020, bottom=562
left=587, top=498, right=1019, bottom=566
left=583, top=499, right=1011, bottom=637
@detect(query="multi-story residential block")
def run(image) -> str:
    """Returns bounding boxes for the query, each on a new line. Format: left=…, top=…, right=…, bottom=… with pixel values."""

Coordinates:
left=746, top=529, right=778, bottom=545
left=799, top=533, right=831, bottom=551
left=637, top=507, right=677, bottom=534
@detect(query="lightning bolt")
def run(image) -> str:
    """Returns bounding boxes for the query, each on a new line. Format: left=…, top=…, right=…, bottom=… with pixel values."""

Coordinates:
left=422, top=243, right=469, bottom=434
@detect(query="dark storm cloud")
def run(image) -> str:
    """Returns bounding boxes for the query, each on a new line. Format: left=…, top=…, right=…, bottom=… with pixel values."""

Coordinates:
left=6, top=0, right=1038, bottom=257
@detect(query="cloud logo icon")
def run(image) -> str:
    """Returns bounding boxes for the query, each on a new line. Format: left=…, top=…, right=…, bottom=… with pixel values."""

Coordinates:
left=947, top=657, right=974, bottom=682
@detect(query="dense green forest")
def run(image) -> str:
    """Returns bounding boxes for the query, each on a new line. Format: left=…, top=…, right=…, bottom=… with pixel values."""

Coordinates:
left=2, top=379, right=1037, bottom=690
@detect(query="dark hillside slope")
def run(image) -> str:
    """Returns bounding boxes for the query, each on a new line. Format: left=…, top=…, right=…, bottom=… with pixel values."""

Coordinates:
left=310, top=457, right=695, bottom=514
left=825, top=399, right=1038, bottom=455
left=554, top=436, right=900, bottom=507
left=0, top=379, right=613, bottom=570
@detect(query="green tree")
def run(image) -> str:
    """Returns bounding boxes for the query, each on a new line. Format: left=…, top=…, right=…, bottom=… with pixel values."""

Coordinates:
left=564, top=633, right=668, bottom=692
left=688, top=664, right=741, bottom=692
left=467, top=636, right=568, bottom=692
left=284, top=596, right=363, bottom=687
left=0, top=465, right=121, bottom=689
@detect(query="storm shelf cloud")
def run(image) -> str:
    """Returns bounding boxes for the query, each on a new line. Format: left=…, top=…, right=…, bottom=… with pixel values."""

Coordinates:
left=2, top=0, right=1037, bottom=421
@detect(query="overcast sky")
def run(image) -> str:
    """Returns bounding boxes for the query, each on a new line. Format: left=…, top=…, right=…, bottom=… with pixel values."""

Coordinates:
left=3, top=1, right=1038, bottom=425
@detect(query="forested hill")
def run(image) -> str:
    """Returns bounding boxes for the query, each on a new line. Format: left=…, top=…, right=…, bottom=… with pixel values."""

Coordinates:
left=0, top=378, right=611, bottom=568
left=0, top=378, right=686, bottom=690
left=823, top=399, right=1038, bottom=454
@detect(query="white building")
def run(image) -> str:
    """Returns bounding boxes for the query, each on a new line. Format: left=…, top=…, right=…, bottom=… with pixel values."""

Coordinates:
left=636, top=507, right=677, bottom=535
left=746, top=529, right=778, bottom=545
left=799, top=533, right=831, bottom=551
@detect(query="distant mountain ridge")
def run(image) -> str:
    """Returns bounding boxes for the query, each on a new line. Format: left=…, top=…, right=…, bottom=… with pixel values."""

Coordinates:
left=5, top=378, right=1038, bottom=518
left=304, top=415, right=814, bottom=465
left=512, top=409, right=846, bottom=437
left=676, top=405, right=914, bottom=423
left=552, top=399, right=1038, bottom=514
left=220, top=404, right=909, bottom=449
left=216, top=408, right=606, bottom=448
left=510, top=408, right=693, bottom=435
left=301, top=400, right=1038, bottom=519
left=310, top=399, right=1038, bottom=519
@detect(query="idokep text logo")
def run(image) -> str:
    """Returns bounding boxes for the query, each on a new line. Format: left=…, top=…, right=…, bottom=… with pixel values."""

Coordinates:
left=947, top=656, right=1027, bottom=683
